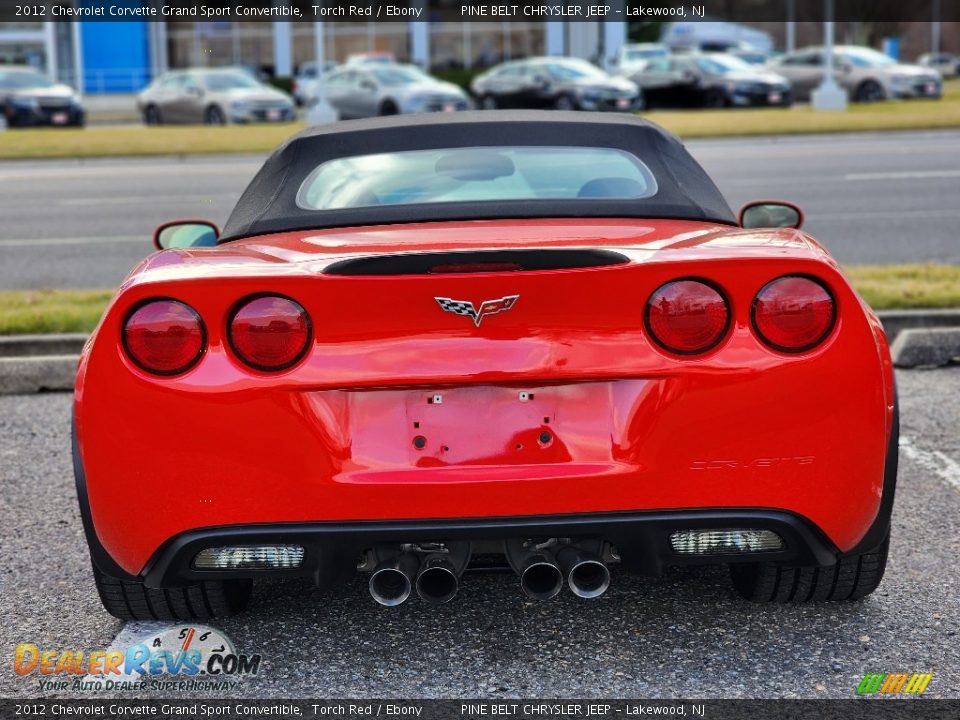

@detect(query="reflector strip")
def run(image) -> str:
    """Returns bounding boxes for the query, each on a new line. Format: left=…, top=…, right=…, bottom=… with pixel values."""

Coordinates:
left=193, top=545, right=305, bottom=570
left=669, top=529, right=784, bottom=555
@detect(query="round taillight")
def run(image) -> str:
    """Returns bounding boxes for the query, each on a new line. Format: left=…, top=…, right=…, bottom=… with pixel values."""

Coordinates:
left=645, top=279, right=730, bottom=355
left=229, top=295, right=311, bottom=371
left=122, top=299, right=205, bottom=375
left=753, top=275, right=836, bottom=352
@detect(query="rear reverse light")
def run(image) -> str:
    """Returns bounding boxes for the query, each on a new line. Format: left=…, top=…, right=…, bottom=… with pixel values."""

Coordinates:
left=670, top=529, right=784, bottom=555
left=193, top=545, right=305, bottom=570
left=229, top=294, right=311, bottom=371
left=753, top=275, right=835, bottom=352
left=645, top=279, right=730, bottom=355
left=122, top=299, right=205, bottom=375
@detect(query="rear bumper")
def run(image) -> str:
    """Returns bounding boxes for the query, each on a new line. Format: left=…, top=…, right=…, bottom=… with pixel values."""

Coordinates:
left=140, top=509, right=840, bottom=589
left=74, top=393, right=898, bottom=589
left=4, top=104, right=85, bottom=127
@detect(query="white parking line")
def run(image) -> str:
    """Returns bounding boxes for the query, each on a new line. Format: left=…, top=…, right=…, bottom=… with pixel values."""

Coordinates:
left=845, top=169, right=960, bottom=181
left=900, top=436, right=960, bottom=493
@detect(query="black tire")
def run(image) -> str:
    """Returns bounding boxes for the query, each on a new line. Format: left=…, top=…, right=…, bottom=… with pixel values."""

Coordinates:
left=379, top=100, right=399, bottom=116
left=554, top=94, right=577, bottom=111
left=730, top=530, right=889, bottom=603
left=855, top=80, right=885, bottom=103
left=479, top=94, right=498, bottom=110
left=93, top=564, right=252, bottom=620
left=143, top=105, right=162, bottom=125
left=204, top=105, right=226, bottom=125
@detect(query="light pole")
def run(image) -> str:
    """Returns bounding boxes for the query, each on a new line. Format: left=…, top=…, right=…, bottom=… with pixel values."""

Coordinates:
left=811, top=0, right=847, bottom=111
left=932, top=0, right=941, bottom=56
left=306, top=21, right=338, bottom=125
left=786, top=0, right=795, bottom=53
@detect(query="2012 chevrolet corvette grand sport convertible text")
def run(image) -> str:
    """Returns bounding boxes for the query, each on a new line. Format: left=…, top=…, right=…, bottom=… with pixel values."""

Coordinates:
left=73, top=112, right=897, bottom=620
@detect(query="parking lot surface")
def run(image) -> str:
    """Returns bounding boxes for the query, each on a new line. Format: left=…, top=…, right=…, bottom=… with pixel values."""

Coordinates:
left=1, top=129, right=959, bottom=289
left=1, top=367, right=958, bottom=699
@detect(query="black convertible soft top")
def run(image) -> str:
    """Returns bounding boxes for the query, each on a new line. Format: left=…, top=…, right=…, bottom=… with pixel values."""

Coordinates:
left=220, top=111, right=736, bottom=242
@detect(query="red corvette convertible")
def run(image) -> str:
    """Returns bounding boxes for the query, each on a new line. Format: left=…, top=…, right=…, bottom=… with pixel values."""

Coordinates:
left=73, top=112, right=897, bottom=619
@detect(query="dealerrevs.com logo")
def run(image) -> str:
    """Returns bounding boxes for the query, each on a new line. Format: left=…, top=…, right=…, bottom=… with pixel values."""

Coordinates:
left=857, top=672, right=934, bottom=696
left=14, top=625, right=261, bottom=693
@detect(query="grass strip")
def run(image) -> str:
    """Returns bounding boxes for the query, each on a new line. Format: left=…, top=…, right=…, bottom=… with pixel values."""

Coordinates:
left=0, top=81, right=956, bottom=160
left=2, top=263, right=958, bottom=335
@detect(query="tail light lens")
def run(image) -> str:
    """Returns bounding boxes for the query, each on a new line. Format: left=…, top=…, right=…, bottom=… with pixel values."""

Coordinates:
left=122, top=299, right=205, bottom=375
left=645, top=279, right=730, bottom=355
left=229, top=295, right=311, bottom=371
left=753, top=275, right=835, bottom=352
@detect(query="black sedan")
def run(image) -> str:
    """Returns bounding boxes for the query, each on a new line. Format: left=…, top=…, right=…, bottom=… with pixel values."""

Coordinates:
left=631, top=54, right=791, bottom=109
left=0, top=66, right=85, bottom=128
left=471, top=57, right=642, bottom=112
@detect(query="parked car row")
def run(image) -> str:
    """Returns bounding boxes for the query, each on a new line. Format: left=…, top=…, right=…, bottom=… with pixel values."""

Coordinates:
left=615, top=42, right=944, bottom=108
left=3, top=42, right=953, bottom=131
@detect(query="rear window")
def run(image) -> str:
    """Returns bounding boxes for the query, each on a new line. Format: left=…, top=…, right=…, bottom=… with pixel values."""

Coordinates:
left=296, top=146, right=658, bottom=210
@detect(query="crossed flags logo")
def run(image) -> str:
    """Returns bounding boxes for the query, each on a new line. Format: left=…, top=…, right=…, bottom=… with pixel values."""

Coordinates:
left=434, top=295, right=520, bottom=327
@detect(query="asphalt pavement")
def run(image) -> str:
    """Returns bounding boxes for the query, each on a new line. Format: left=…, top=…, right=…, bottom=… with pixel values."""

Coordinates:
left=1, top=367, right=958, bottom=699
left=1, top=129, right=959, bottom=289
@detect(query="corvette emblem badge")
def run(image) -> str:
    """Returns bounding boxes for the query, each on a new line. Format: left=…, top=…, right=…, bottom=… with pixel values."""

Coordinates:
left=435, top=295, right=519, bottom=327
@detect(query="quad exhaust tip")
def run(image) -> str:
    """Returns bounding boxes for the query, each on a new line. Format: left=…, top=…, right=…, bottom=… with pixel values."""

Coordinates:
left=520, top=558, right=564, bottom=601
left=369, top=554, right=419, bottom=607
left=558, top=547, right=610, bottom=599
left=567, top=559, right=610, bottom=598
left=416, top=556, right=460, bottom=604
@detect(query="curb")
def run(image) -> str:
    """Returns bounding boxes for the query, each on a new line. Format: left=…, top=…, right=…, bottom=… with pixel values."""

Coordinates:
left=890, top=328, right=960, bottom=369
left=0, top=355, right=78, bottom=395
left=0, top=312, right=957, bottom=395
left=0, top=333, right=87, bottom=357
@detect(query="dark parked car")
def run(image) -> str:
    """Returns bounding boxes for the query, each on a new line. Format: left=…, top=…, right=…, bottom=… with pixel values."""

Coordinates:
left=471, top=57, right=642, bottom=112
left=0, top=66, right=84, bottom=128
left=632, top=54, right=791, bottom=109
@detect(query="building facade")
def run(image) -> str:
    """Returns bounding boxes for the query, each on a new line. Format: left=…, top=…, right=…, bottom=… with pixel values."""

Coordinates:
left=5, top=16, right=953, bottom=94
left=0, top=19, right=625, bottom=93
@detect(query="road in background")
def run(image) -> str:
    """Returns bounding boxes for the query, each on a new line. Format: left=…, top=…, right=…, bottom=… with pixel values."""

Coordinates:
left=1, top=367, right=958, bottom=698
left=1, top=130, right=958, bottom=289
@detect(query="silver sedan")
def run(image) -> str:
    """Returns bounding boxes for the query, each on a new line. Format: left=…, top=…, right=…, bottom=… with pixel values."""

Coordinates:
left=322, top=64, right=470, bottom=119
left=137, top=68, right=296, bottom=125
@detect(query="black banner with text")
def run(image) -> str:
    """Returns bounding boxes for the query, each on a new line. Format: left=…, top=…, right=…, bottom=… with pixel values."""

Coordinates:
left=1, top=0, right=958, bottom=23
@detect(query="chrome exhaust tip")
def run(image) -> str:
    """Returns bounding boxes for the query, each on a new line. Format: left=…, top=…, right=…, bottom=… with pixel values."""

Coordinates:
left=369, top=554, right=418, bottom=607
left=558, top=548, right=610, bottom=599
left=416, top=556, right=459, bottom=604
left=520, top=558, right=564, bottom=601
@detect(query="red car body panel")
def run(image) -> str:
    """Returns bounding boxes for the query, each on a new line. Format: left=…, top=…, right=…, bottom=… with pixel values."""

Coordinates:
left=74, top=219, right=895, bottom=576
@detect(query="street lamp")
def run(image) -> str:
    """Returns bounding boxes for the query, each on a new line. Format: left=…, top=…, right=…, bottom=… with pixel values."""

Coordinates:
left=306, top=21, right=337, bottom=125
left=811, top=0, right=848, bottom=111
